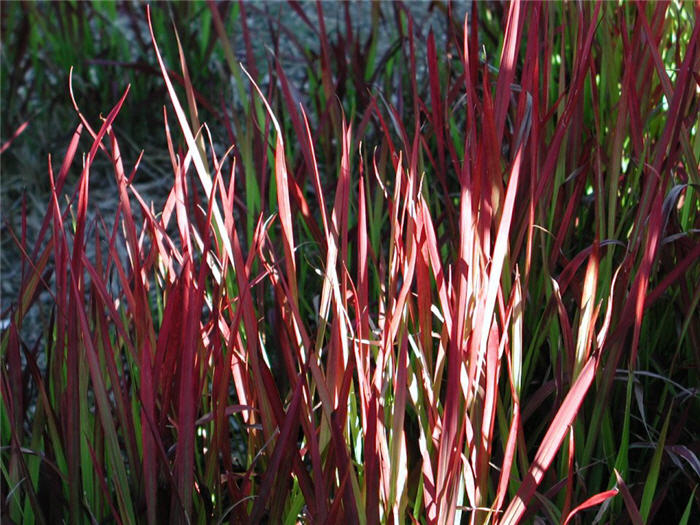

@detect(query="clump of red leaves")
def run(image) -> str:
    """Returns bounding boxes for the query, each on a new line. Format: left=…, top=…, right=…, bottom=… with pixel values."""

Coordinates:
left=2, top=2, right=699, bottom=524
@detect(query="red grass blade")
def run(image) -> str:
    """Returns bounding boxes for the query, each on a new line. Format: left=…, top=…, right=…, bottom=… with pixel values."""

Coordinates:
left=614, top=469, right=644, bottom=525
left=501, top=353, right=600, bottom=524
left=0, top=118, right=29, bottom=154
left=562, top=488, right=619, bottom=525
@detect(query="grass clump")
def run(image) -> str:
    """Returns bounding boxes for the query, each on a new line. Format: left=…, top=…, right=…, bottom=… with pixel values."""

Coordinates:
left=1, top=1, right=699, bottom=523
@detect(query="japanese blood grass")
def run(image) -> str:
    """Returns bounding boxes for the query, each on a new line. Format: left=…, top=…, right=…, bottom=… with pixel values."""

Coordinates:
left=2, top=1, right=699, bottom=523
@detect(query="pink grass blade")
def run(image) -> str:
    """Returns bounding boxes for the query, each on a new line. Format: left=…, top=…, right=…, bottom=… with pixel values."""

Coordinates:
left=493, top=0, right=524, bottom=143
left=573, top=241, right=599, bottom=378
left=501, top=353, right=600, bottom=524
left=61, top=83, right=130, bottom=523
left=562, top=488, right=619, bottom=525
left=470, top=92, right=531, bottom=407
left=146, top=6, right=234, bottom=266
left=29, top=125, right=83, bottom=262
left=0, top=118, right=29, bottom=154
left=626, top=186, right=664, bottom=367
left=107, top=130, right=160, bottom=523
left=493, top=405, right=520, bottom=516
left=240, top=64, right=300, bottom=310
